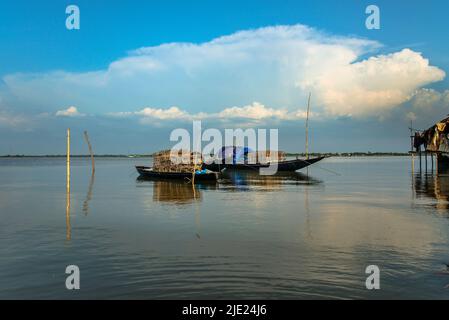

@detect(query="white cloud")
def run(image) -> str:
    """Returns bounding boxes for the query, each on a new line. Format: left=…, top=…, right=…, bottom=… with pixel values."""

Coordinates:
left=218, top=102, right=289, bottom=120
left=217, top=102, right=313, bottom=120
left=304, top=49, right=445, bottom=117
left=109, top=106, right=202, bottom=122
left=109, top=102, right=313, bottom=124
left=137, top=106, right=190, bottom=120
left=1, top=25, right=445, bottom=120
left=411, top=88, right=449, bottom=109
left=55, top=106, right=85, bottom=117
left=395, top=88, right=449, bottom=125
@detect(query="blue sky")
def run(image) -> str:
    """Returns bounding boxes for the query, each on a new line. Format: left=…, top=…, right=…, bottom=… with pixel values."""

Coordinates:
left=0, top=0, right=448, bottom=154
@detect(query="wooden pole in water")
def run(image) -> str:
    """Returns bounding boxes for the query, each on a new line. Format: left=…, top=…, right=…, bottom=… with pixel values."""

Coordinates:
left=419, top=149, right=422, bottom=173
left=305, top=92, right=311, bottom=160
left=83, top=131, right=95, bottom=174
left=67, top=128, right=70, bottom=191
left=425, top=151, right=428, bottom=173
left=66, top=128, right=71, bottom=241
left=436, top=153, right=439, bottom=175
left=431, top=152, right=434, bottom=172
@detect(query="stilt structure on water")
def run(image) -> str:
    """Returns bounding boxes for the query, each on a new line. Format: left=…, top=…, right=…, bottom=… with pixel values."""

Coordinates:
left=410, top=115, right=449, bottom=175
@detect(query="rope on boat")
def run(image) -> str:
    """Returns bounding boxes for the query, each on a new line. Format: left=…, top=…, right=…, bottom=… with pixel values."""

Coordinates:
left=294, top=157, right=341, bottom=176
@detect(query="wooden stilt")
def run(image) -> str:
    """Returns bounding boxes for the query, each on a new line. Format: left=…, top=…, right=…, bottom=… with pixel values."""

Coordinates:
left=425, top=151, right=428, bottom=173
left=436, top=153, right=439, bottom=175
left=430, top=152, right=433, bottom=173
left=419, top=150, right=422, bottom=173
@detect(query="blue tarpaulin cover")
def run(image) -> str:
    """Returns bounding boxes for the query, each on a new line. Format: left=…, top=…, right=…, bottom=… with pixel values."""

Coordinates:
left=217, top=146, right=253, bottom=164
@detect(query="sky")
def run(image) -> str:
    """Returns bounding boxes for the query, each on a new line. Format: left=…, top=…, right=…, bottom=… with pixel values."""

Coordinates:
left=0, top=0, right=449, bottom=154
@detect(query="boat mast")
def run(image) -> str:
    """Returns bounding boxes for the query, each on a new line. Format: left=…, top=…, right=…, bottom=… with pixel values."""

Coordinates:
left=305, top=92, right=311, bottom=160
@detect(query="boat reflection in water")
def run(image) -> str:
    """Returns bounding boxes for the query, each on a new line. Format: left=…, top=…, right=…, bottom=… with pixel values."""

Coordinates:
left=220, top=169, right=322, bottom=191
left=136, top=177, right=217, bottom=238
left=136, top=169, right=321, bottom=203
left=136, top=177, right=218, bottom=205
left=414, top=173, right=449, bottom=214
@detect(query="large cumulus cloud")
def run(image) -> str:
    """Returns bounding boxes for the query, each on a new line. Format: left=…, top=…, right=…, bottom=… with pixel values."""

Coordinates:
left=1, top=24, right=445, bottom=124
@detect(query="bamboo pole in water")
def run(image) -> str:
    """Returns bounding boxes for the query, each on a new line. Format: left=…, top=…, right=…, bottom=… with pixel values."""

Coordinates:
left=430, top=152, right=433, bottom=173
left=67, top=128, right=70, bottom=187
left=425, top=151, right=428, bottom=172
left=66, top=128, right=71, bottom=240
left=436, top=153, right=439, bottom=175
left=419, top=149, right=422, bottom=172
left=83, top=131, right=95, bottom=174
left=82, top=170, right=95, bottom=216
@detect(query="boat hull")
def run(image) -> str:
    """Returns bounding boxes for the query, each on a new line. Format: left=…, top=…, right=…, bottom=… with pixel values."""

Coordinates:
left=202, top=156, right=325, bottom=172
left=136, top=166, right=220, bottom=182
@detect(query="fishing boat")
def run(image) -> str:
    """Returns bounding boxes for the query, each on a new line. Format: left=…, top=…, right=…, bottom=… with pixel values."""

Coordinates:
left=202, top=156, right=325, bottom=172
left=201, top=147, right=325, bottom=172
left=202, top=91, right=323, bottom=173
left=136, top=166, right=220, bottom=182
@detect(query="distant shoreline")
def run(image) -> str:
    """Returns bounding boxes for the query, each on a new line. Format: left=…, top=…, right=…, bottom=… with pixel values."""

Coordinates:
left=0, top=152, right=411, bottom=158
left=0, top=154, right=152, bottom=158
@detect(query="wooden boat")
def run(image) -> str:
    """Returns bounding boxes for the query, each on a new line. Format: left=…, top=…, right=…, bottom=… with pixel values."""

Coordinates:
left=136, top=166, right=220, bottom=182
left=202, top=156, right=325, bottom=172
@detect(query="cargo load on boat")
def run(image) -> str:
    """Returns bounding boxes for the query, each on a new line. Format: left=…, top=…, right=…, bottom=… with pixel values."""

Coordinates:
left=152, top=149, right=203, bottom=173
left=216, top=146, right=286, bottom=164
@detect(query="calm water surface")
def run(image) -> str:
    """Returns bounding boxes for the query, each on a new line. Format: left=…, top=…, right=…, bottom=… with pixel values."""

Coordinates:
left=1, top=156, right=449, bottom=299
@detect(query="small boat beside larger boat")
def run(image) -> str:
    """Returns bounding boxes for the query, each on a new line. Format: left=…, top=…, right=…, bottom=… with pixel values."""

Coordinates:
left=136, top=150, right=220, bottom=182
